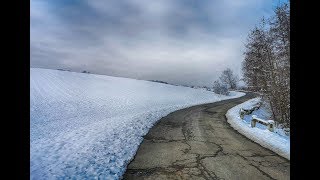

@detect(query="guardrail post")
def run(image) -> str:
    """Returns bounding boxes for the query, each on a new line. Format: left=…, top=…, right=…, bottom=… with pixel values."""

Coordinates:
left=251, top=116, right=257, bottom=127
left=267, top=120, right=275, bottom=132
left=239, top=108, right=244, bottom=119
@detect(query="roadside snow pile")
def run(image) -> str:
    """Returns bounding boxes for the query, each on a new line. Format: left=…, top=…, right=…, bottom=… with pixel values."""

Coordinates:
left=31, top=68, right=245, bottom=179
left=226, top=97, right=290, bottom=160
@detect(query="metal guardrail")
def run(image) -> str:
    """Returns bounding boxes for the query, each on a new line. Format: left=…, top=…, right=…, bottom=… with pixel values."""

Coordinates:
left=239, top=108, right=253, bottom=119
left=251, top=115, right=275, bottom=132
left=238, top=102, right=275, bottom=132
left=239, top=102, right=261, bottom=119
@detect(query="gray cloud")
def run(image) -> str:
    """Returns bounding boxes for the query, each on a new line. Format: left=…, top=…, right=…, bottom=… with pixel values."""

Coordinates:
left=31, top=0, right=279, bottom=86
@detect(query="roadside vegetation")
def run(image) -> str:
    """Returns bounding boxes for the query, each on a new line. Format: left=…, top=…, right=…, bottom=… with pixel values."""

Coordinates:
left=242, top=2, right=290, bottom=127
left=213, top=68, right=239, bottom=96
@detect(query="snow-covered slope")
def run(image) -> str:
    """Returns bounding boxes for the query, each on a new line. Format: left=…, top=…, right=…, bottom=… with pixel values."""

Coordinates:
left=226, top=98, right=290, bottom=160
left=30, top=68, right=245, bottom=179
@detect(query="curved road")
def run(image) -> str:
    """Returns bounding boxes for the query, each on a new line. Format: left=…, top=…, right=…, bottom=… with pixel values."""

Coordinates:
left=124, top=93, right=290, bottom=180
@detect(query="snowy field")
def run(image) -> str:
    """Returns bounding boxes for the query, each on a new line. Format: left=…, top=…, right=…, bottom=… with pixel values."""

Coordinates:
left=226, top=98, right=290, bottom=160
left=30, top=68, right=245, bottom=179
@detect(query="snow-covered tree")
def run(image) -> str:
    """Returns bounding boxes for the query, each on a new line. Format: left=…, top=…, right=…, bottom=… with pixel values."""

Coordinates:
left=219, top=68, right=239, bottom=90
left=212, top=80, right=229, bottom=95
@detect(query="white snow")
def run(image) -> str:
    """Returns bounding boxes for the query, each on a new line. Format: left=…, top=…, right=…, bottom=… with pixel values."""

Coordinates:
left=226, top=97, right=290, bottom=160
left=30, top=68, right=245, bottom=179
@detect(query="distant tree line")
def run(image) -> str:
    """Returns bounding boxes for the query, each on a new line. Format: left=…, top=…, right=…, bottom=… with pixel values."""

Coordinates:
left=82, top=70, right=91, bottom=74
left=149, top=80, right=169, bottom=84
left=242, top=3, right=290, bottom=127
left=57, top=68, right=71, bottom=72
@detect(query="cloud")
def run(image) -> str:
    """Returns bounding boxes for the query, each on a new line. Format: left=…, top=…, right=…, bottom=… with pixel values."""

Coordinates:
left=31, top=0, right=280, bottom=86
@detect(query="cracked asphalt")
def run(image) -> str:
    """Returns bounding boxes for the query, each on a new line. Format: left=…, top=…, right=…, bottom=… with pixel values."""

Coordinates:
left=123, top=93, right=290, bottom=180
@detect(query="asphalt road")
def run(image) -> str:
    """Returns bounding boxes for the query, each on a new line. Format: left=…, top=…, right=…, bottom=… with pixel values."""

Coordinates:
left=123, top=93, right=290, bottom=180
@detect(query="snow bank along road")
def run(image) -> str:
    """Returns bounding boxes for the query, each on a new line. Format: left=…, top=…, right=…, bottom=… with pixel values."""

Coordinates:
left=30, top=68, right=245, bottom=179
left=226, top=98, right=290, bottom=160
left=124, top=93, right=290, bottom=180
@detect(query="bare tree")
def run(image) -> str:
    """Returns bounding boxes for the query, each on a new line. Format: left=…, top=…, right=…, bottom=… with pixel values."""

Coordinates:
left=219, top=68, right=239, bottom=90
left=242, top=2, right=290, bottom=127
left=269, top=3, right=290, bottom=125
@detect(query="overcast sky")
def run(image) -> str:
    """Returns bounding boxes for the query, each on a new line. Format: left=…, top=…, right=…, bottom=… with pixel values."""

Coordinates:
left=31, top=0, right=284, bottom=86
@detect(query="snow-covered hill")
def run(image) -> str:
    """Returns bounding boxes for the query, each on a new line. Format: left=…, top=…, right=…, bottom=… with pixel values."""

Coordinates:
left=30, top=68, right=245, bottom=179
